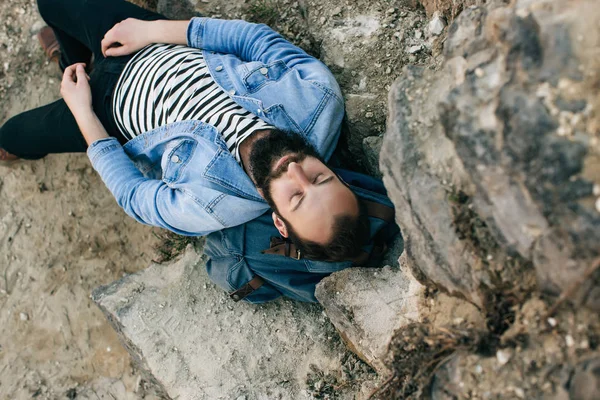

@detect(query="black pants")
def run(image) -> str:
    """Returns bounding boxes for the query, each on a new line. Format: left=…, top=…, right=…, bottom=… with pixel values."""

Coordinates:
left=0, top=0, right=165, bottom=159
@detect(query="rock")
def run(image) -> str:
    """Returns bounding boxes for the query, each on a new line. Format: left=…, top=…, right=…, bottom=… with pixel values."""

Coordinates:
left=19, top=312, right=28, bottom=321
left=407, top=45, right=422, bottom=54
left=570, top=358, right=600, bottom=400
left=362, top=136, right=383, bottom=177
left=428, top=12, right=446, bottom=36
left=381, top=0, right=600, bottom=310
left=496, top=349, right=512, bottom=366
left=92, top=248, right=367, bottom=399
left=429, top=304, right=600, bottom=399
left=315, top=265, right=425, bottom=374
left=315, top=248, right=484, bottom=376
left=157, top=0, right=198, bottom=19
left=418, top=0, right=480, bottom=19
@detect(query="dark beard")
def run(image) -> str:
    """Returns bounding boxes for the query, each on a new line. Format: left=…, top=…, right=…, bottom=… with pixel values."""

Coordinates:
left=248, top=129, right=321, bottom=209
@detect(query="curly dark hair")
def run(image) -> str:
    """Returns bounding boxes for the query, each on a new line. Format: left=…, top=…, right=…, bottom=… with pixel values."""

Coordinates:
left=283, top=195, right=371, bottom=262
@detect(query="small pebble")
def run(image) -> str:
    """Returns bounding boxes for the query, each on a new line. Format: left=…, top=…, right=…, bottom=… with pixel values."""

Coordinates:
left=496, top=349, right=512, bottom=366
left=514, top=388, right=525, bottom=399
left=428, top=12, right=446, bottom=36
left=547, top=317, right=557, bottom=327
left=565, top=335, right=575, bottom=347
left=20, top=312, right=29, bottom=321
left=475, top=68, right=485, bottom=78
left=106, top=347, right=111, bottom=352
left=407, top=45, right=422, bottom=54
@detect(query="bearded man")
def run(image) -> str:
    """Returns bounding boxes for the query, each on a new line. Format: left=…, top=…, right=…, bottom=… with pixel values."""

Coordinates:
left=0, top=0, right=369, bottom=261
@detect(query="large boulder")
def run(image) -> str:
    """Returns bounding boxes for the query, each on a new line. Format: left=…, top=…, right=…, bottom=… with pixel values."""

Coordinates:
left=316, top=265, right=425, bottom=375
left=381, top=0, right=600, bottom=310
left=315, top=251, right=485, bottom=376
left=92, top=248, right=377, bottom=399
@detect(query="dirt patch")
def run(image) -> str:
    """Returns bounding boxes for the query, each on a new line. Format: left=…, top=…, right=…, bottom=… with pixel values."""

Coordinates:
left=373, top=296, right=600, bottom=399
left=0, top=1, right=165, bottom=398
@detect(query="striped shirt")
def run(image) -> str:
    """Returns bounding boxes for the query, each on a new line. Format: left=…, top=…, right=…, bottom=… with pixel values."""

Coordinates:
left=112, top=44, right=274, bottom=163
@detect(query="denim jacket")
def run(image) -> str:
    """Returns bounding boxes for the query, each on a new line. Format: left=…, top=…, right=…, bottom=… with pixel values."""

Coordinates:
left=87, top=17, right=344, bottom=236
left=204, top=170, right=400, bottom=303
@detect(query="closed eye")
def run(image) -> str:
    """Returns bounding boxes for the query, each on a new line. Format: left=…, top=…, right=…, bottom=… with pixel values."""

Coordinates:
left=290, top=175, right=335, bottom=212
left=290, top=190, right=302, bottom=202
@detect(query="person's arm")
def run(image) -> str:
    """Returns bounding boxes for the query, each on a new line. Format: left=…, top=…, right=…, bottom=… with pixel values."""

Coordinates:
left=101, top=19, right=189, bottom=57
left=100, top=17, right=308, bottom=65
left=60, top=63, right=109, bottom=144
left=101, top=18, right=340, bottom=89
left=186, top=18, right=341, bottom=85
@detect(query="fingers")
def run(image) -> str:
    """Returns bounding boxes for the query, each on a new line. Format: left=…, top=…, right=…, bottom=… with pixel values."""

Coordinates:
left=61, top=63, right=88, bottom=86
left=75, top=64, right=89, bottom=86
left=101, top=25, right=120, bottom=57
left=105, top=44, right=129, bottom=57
left=62, top=63, right=80, bottom=83
left=101, top=37, right=114, bottom=57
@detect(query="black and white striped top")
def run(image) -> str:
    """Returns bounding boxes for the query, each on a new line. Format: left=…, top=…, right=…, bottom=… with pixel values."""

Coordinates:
left=112, top=44, right=274, bottom=162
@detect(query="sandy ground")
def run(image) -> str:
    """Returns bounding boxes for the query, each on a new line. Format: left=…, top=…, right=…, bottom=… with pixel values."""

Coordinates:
left=0, top=1, right=164, bottom=398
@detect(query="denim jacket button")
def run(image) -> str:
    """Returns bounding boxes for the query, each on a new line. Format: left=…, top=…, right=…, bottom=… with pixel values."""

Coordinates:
left=229, top=89, right=236, bottom=96
left=171, top=155, right=181, bottom=163
left=259, top=67, right=268, bottom=75
left=215, top=65, right=223, bottom=72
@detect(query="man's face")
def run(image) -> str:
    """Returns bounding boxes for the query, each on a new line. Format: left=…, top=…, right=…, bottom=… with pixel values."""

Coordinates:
left=249, top=130, right=358, bottom=244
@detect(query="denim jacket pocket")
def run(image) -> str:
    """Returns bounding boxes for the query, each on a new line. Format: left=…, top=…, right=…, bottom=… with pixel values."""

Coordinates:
left=162, top=139, right=197, bottom=184
left=263, top=103, right=303, bottom=134
left=243, top=60, right=289, bottom=93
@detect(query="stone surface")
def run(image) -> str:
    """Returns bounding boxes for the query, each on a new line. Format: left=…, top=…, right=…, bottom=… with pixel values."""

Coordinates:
left=157, top=0, right=198, bottom=19
left=316, top=265, right=424, bottom=375
left=381, top=0, right=600, bottom=310
left=362, top=136, right=383, bottom=177
left=418, top=0, right=482, bottom=18
left=315, top=251, right=484, bottom=376
left=429, top=299, right=600, bottom=400
left=427, top=12, right=445, bottom=36
left=93, top=248, right=376, bottom=400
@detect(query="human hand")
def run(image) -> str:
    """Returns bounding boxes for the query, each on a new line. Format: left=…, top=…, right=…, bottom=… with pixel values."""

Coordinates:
left=101, top=18, right=154, bottom=57
left=60, top=63, right=93, bottom=120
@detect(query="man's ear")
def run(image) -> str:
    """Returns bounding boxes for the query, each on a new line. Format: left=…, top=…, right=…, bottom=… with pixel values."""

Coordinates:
left=271, top=212, right=289, bottom=238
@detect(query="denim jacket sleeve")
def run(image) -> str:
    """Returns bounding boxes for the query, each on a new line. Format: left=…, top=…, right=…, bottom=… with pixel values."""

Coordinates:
left=186, top=17, right=343, bottom=101
left=87, top=137, right=226, bottom=236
